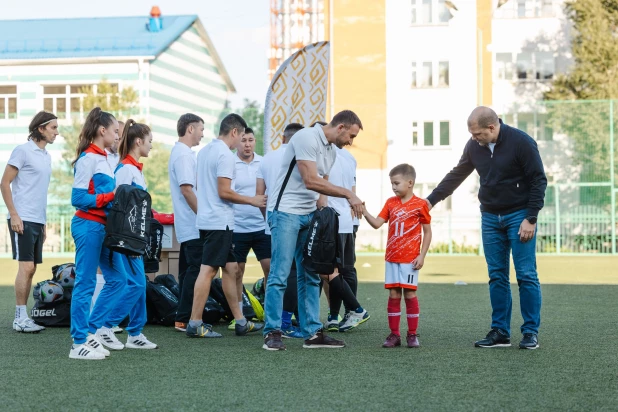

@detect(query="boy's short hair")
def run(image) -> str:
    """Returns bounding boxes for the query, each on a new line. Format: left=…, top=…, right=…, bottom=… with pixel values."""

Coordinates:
left=389, top=164, right=416, bottom=180
left=244, top=127, right=254, bottom=135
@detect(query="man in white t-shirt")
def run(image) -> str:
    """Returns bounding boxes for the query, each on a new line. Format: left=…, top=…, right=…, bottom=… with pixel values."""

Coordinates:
left=262, top=110, right=364, bottom=351
left=186, top=114, right=267, bottom=338
left=324, top=147, right=370, bottom=333
left=256, top=122, right=304, bottom=339
left=0, top=111, right=58, bottom=333
left=229, top=127, right=271, bottom=332
left=168, top=113, right=204, bottom=332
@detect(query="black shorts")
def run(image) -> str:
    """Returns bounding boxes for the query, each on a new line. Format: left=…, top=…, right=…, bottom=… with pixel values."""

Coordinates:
left=232, top=230, right=271, bottom=263
left=180, top=237, right=206, bottom=273
left=8, top=219, right=44, bottom=264
left=200, top=229, right=237, bottom=267
left=337, top=233, right=355, bottom=270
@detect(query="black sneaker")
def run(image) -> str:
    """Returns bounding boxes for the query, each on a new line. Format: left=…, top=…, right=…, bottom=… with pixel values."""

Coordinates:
left=235, top=320, right=264, bottom=336
left=474, top=328, right=511, bottom=348
left=263, top=331, right=286, bottom=351
left=519, top=333, right=539, bottom=350
left=303, top=328, right=346, bottom=349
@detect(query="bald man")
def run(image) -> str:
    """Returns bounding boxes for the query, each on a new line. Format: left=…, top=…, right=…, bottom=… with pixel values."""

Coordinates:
left=425, top=106, right=547, bottom=350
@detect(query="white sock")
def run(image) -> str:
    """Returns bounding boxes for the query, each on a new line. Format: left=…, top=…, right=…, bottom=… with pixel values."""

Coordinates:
left=15, top=305, right=27, bottom=321
left=238, top=301, right=243, bottom=316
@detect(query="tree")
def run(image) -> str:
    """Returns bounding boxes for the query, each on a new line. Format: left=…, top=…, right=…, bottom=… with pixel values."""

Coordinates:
left=544, top=0, right=618, bottom=206
left=214, top=99, right=265, bottom=155
left=50, top=79, right=139, bottom=206
left=143, top=143, right=172, bottom=212
left=545, top=0, right=618, bottom=100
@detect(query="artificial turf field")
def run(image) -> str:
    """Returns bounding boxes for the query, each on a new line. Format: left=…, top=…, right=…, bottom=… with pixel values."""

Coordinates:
left=0, top=256, right=617, bottom=411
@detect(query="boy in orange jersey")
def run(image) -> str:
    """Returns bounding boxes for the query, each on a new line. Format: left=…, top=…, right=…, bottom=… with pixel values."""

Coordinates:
left=363, top=164, right=432, bottom=348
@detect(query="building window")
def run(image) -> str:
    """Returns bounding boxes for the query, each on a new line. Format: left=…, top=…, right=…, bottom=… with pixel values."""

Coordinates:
left=420, top=183, right=452, bottom=211
left=496, top=53, right=514, bottom=80
left=497, top=52, right=552, bottom=82
left=412, top=0, right=453, bottom=24
left=412, top=60, right=449, bottom=88
left=494, top=0, right=555, bottom=18
left=421, top=62, right=433, bottom=87
left=516, top=52, right=533, bottom=80
left=411, top=121, right=451, bottom=147
left=422, top=0, right=432, bottom=24
left=0, top=86, right=17, bottom=120
left=437, top=0, right=451, bottom=22
left=440, top=121, right=450, bottom=145
left=506, top=112, right=554, bottom=141
left=438, top=61, right=449, bottom=86
left=424, top=122, right=434, bottom=146
left=43, top=84, right=111, bottom=119
left=536, top=51, right=554, bottom=80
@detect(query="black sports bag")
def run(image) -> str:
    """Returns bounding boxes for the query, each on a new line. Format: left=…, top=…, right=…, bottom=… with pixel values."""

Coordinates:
left=302, top=206, right=340, bottom=274
left=104, top=184, right=152, bottom=256
left=144, top=218, right=164, bottom=273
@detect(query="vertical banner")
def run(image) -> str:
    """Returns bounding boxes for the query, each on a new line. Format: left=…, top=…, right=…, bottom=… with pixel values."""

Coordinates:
left=263, top=41, right=330, bottom=154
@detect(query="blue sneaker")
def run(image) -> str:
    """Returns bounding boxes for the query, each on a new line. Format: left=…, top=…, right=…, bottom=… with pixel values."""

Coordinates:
left=186, top=322, right=222, bottom=338
left=282, top=325, right=303, bottom=339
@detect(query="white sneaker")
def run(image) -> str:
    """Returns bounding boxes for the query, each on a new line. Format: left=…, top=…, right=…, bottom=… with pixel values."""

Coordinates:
left=86, top=335, right=110, bottom=357
left=126, top=334, right=158, bottom=350
left=111, top=326, right=124, bottom=334
left=339, top=309, right=370, bottom=332
left=13, top=318, right=45, bottom=333
left=96, top=327, right=125, bottom=350
left=69, top=344, right=105, bottom=360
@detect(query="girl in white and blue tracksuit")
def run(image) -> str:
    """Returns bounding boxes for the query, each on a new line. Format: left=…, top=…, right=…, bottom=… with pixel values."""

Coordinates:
left=69, top=107, right=124, bottom=360
left=101, top=119, right=157, bottom=350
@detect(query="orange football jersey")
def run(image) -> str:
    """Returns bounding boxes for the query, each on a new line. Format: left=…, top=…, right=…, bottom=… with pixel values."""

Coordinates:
left=378, top=195, right=431, bottom=263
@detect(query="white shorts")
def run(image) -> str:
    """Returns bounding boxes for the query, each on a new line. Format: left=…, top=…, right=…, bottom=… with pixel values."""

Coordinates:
left=385, top=261, right=419, bottom=290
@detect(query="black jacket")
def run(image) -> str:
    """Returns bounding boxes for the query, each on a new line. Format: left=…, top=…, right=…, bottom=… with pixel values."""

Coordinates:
left=427, top=120, right=547, bottom=217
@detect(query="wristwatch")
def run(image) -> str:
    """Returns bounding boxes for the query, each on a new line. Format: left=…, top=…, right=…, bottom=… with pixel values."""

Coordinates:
left=526, top=216, right=537, bottom=224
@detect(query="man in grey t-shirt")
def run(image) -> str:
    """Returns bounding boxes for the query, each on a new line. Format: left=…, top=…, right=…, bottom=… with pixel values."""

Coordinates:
left=263, top=110, right=364, bottom=350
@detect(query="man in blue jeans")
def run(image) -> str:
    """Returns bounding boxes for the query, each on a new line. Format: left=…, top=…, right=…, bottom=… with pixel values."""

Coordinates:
left=426, top=106, right=547, bottom=350
left=262, top=110, right=365, bottom=350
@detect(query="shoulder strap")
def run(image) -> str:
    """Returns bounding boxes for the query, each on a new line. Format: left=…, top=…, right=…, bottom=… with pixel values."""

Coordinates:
left=274, top=157, right=296, bottom=211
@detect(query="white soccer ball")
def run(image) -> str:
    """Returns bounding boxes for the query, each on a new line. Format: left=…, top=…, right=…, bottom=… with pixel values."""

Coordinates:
left=54, top=264, right=76, bottom=288
left=34, top=280, right=64, bottom=303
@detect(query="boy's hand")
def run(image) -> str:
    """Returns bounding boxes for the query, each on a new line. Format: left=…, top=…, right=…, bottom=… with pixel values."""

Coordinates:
left=412, top=256, right=425, bottom=270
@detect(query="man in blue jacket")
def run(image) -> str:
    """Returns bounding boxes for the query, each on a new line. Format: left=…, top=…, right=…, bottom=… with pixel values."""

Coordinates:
left=426, top=106, right=547, bottom=350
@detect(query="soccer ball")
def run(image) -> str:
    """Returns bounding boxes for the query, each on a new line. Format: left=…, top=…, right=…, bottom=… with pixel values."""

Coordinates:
left=53, top=263, right=76, bottom=288
left=252, top=277, right=265, bottom=304
left=33, top=280, right=64, bottom=303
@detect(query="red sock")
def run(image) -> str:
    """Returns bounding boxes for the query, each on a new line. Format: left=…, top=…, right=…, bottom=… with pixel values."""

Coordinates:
left=405, top=297, right=420, bottom=335
left=387, top=297, right=401, bottom=336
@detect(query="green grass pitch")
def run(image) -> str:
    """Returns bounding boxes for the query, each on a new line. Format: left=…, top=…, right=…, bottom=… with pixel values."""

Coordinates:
left=0, top=256, right=617, bottom=410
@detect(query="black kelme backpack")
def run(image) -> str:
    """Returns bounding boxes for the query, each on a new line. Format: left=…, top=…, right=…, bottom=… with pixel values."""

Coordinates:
left=104, top=184, right=152, bottom=256
left=302, top=206, right=340, bottom=274
left=144, top=218, right=164, bottom=273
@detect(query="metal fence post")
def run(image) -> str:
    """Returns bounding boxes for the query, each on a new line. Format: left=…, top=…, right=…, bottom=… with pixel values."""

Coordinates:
left=448, top=212, right=453, bottom=255
left=610, top=100, right=616, bottom=254
left=556, top=186, right=561, bottom=254
left=60, top=215, right=65, bottom=254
